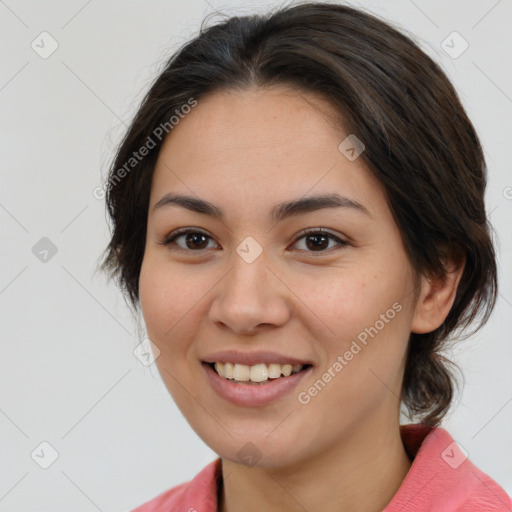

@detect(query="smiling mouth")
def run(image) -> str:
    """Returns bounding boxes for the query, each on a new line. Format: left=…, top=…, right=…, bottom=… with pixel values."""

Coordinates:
left=206, top=362, right=313, bottom=385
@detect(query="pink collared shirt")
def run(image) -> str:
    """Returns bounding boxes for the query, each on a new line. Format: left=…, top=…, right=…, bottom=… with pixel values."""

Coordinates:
left=131, top=424, right=511, bottom=511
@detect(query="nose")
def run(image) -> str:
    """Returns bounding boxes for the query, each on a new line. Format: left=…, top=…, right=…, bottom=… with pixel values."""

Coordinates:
left=208, top=248, right=291, bottom=335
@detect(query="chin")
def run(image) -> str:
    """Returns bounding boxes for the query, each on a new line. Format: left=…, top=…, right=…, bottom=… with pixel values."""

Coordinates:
left=199, top=432, right=309, bottom=469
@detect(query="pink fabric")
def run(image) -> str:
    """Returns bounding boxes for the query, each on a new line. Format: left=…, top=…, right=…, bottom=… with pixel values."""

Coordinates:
left=132, top=424, right=511, bottom=511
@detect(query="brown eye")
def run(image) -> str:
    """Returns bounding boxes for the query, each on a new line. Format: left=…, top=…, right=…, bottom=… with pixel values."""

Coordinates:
left=160, top=228, right=218, bottom=252
left=305, top=233, right=330, bottom=251
left=181, top=232, right=210, bottom=250
left=292, top=229, right=348, bottom=254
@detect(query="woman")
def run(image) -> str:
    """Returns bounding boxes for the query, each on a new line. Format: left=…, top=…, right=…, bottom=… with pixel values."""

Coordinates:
left=100, top=2, right=511, bottom=511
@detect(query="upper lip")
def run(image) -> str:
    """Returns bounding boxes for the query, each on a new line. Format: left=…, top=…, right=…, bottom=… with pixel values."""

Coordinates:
left=201, top=350, right=313, bottom=367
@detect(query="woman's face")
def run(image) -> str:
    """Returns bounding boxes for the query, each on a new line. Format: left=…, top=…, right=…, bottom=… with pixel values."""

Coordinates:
left=139, top=86, right=422, bottom=467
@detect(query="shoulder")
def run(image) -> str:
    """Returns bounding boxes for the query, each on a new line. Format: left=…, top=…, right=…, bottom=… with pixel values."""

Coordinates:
left=386, top=424, right=511, bottom=511
left=130, top=458, right=222, bottom=512
left=131, top=481, right=189, bottom=512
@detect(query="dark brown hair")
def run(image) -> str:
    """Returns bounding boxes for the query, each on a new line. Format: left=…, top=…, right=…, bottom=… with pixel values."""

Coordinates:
left=100, top=1, right=498, bottom=426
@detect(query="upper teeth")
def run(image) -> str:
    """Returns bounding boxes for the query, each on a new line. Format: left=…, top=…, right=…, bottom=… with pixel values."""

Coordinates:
left=214, top=362, right=304, bottom=382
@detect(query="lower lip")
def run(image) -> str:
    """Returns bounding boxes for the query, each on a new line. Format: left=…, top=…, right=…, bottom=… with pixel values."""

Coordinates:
left=202, top=362, right=313, bottom=407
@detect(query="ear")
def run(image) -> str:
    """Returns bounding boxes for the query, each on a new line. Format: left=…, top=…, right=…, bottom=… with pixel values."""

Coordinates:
left=411, top=256, right=466, bottom=334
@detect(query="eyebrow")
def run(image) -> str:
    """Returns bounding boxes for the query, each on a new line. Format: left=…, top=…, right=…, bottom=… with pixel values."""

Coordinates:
left=153, top=192, right=371, bottom=221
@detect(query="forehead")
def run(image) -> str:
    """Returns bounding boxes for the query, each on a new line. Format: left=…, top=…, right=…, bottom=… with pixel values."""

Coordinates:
left=159, top=85, right=344, bottom=163
left=149, top=86, right=387, bottom=220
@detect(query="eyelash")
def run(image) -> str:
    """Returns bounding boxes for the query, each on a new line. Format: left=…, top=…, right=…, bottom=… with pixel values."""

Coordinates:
left=158, top=227, right=349, bottom=256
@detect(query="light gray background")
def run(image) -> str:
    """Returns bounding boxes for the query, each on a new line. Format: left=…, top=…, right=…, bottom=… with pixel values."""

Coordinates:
left=1, top=0, right=511, bottom=510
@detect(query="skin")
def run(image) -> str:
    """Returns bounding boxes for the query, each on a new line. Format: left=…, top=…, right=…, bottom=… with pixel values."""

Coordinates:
left=139, top=85, right=464, bottom=512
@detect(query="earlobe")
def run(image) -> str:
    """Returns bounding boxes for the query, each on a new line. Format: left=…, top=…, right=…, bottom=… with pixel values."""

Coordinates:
left=411, top=257, right=465, bottom=334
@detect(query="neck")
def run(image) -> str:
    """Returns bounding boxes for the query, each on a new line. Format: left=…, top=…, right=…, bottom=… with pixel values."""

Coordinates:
left=218, top=415, right=412, bottom=512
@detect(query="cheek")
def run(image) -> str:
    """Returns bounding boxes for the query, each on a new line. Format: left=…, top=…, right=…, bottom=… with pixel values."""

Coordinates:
left=294, top=275, right=411, bottom=432
left=294, top=262, right=413, bottom=399
left=139, top=261, right=168, bottom=337
left=139, top=259, right=203, bottom=407
left=139, top=259, right=197, bottom=337
left=292, top=263, right=409, bottom=343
